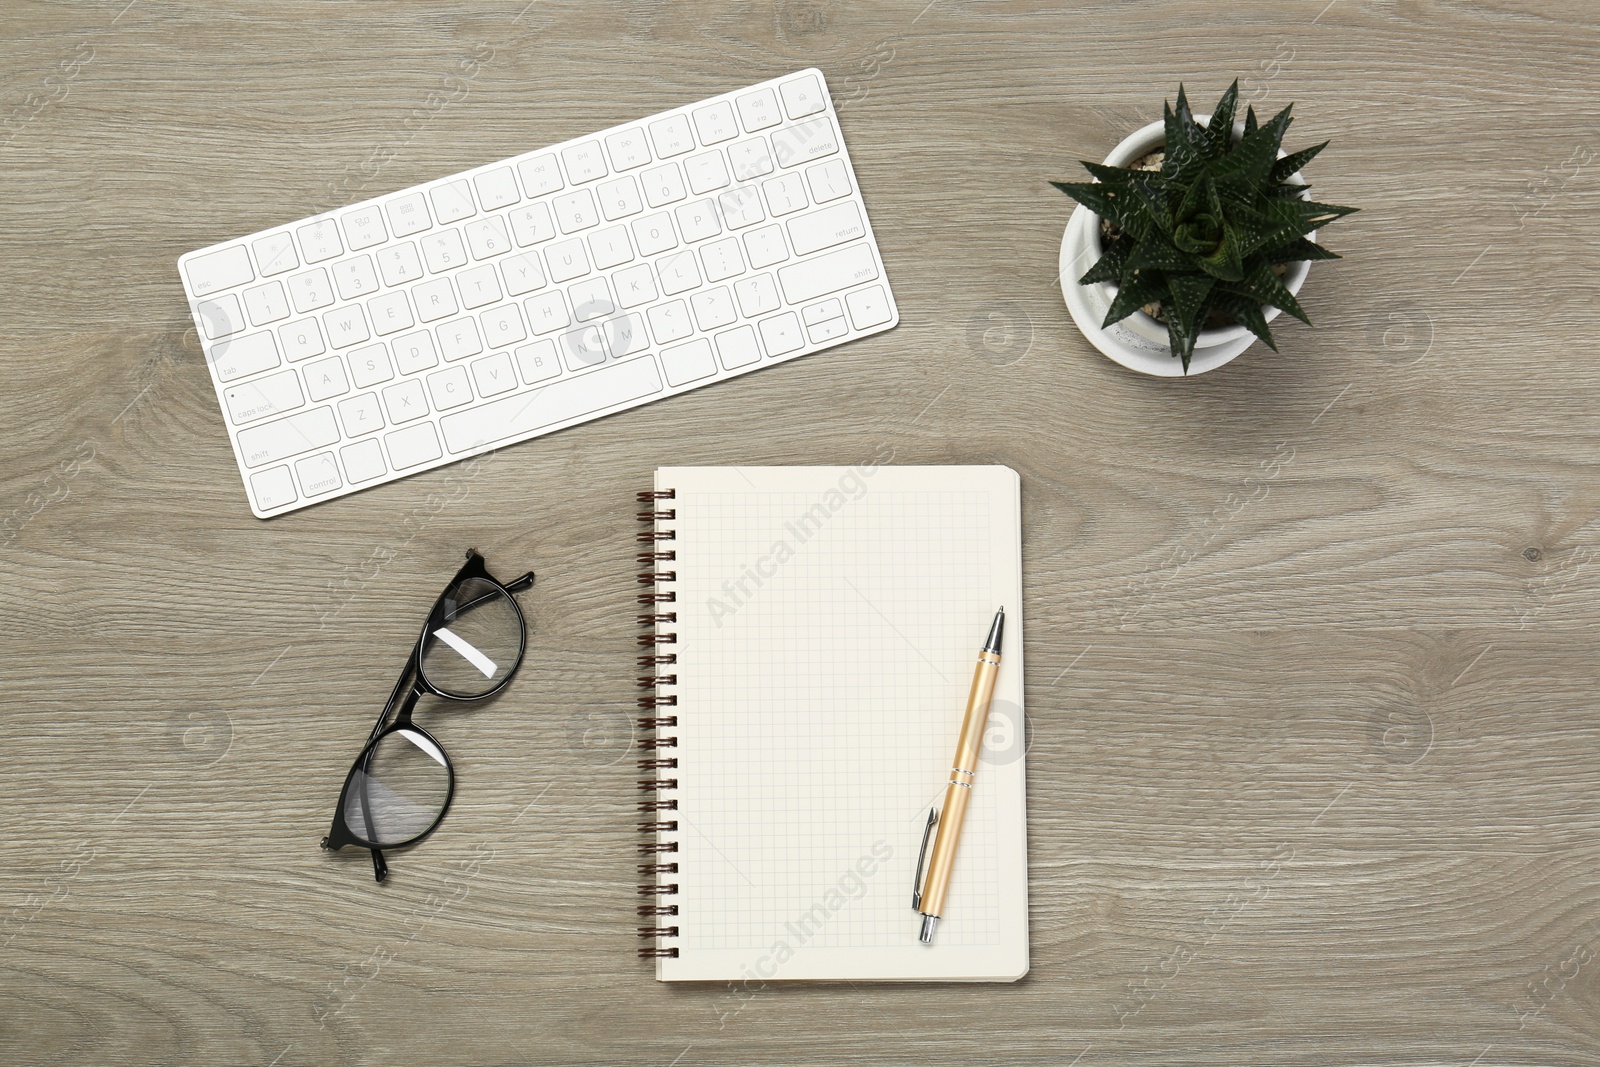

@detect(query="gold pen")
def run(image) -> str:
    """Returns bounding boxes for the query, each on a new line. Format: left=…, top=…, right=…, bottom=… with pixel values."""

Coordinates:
left=913, top=607, right=1004, bottom=943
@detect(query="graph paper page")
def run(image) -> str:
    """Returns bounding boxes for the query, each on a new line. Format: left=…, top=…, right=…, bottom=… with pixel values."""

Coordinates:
left=654, top=465, right=1028, bottom=982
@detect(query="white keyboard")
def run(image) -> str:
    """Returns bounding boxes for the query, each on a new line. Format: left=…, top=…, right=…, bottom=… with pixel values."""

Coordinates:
left=179, top=69, right=898, bottom=517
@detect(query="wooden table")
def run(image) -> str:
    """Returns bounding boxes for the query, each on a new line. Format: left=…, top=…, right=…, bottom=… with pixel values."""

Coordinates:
left=4, top=1, right=1597, bottom=1063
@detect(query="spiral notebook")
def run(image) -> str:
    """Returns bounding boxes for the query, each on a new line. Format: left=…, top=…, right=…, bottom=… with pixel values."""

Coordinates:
left=636, top=464, right=1029, bottom=981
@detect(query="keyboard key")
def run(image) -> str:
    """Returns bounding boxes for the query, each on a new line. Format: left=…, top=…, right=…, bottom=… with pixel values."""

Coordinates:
left=337, top=391, right=385, bottom=436
left=554, top=189, right=598, bottom=233
left=471, top=351, right=518, bottom=397
left=684, top=151, right=730, bottom=195
left=421, top=229, right=468, bottom=273
left=376, top=377, right=424, bottom=425
left=734, top=273, right=780, bottom=317
left=509, top=203, right=556, bottom=246
left=561, top=325, right=606, bottom=370
left=847, top=284, right=892, bottom=329
left=647, top=299, right=692, bottom=345
left=728, top=137, right=774, bottom=180
left=367, top=290, right=413, bottom=335
left=660, top=338, right=716, bottom=387
left=613, top=263, right=658, bottom=308
left=777, top=242, right=877, bottom=304
left=224, top=368, right=304, bottom=424
left=210, top=332, right=280, bottom=381
left=691, top=286, right=736, bottom=331
left=515, top=339, right=561, bottom=384
left=772, top=117, right=838, bottom=169
left=807, top=315, right=848, bottom=344
left=385, top=422, right=443, bottom=469
left=480, top=303, right=527, bottom=347
left=427, top=365, right=474, bottom=411
left=524, top=291, right=571, bottom=335
left=279, top=318, right=325, bottom=361
left=304, top=355, right=350, bottom=401
left=430, top=180, right=477, bottom=224
left=803, top=299, right=843, bottom=326
left=376, top=242, right=424, bottom=286
left=340, top=206, right=387, bottom=251
left=648, top=114, right=695, bottom=158
left=184, top=244, right=253, bottom=296
left=716, top=324, right=762, bottom=370
left=632, top=212, right=678, bottom=257
left=341, top=438, right=387, bottom=483
left=605, top=127, right=652, bottom=172
left=561, top=140, right=608, bottom=184
left=474, top=167, right=521, bottom=210
left=692, top=101, right=739, bottom=145
left=515, top=153, right=562, bottom=197
left=675, top=199, right=720, bottom=243
left=569, top=278, right=614, bottom=321
left=589, top=225, right=634, bottom=270
left=735, top=88, right=782, bottom=132
left=288, top=268, right=334, bottom=313
left=545, top=238, right=590, bottom=283
left=700, top=237, right=744, bottom=283
left=251, top=233, right=298, bottom=277
left=332, top=256, right=379, bottom=301
left=805, top=158, right=851, bottom=203
left=392, top=330, right=439, bottom=374
left=788, top=201, right=864, bottom=257
left=196, top=294, right=246, bottom=338
left=297, top=220, right=342, bottom=263
left=743, top=225, right=788, bottom=269
left=779, top=73, right=824, bottom=118
left=296, top=452, right=343, bottom=496
left=250, top=465, right=297, bottom=510
left=657, top=250, right=701, bottom=295
left=465, top=216, right=512, bottom=259
left=386, top=193, right=433, bottom=238
left=412, top=278, right=458, bottom=322
left=718, top=186, right=765, bottom=229
left=759, top=311, right=804, bottom=356
left=640, top=163, right=687, bottom=207
left=323, top=305, right=370, bottom=348
left=347, top=343, right=394, bottom=389
left=597, top=175, right=643, bottom=220
left=457, top=264, right=502, bottom=309
left=440, top=356, right=663, bottom=453
left=605, top=312, right=649, bottom=358
left=436, top=317, right=483, bottom=360
left=236, top=406, right=339, bottom=468
left=762, top=172, right=809, bottom=216
left=501, top=252, right=547, bottom=296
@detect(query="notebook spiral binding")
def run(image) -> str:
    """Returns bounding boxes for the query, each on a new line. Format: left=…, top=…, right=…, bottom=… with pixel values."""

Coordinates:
left=635, top=488, right=680, bottom=959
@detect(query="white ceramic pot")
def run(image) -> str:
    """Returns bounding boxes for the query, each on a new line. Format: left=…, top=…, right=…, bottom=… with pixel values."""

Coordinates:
left=1060, top=115, right=1313, bottom=377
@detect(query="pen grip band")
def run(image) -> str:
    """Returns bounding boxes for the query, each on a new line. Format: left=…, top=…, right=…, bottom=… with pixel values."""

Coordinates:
left=635, top=488, right=681, bottom=960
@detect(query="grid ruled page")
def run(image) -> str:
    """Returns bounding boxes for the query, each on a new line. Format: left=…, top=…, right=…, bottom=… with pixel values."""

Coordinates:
left=655, top=466, right=1028, bottom=982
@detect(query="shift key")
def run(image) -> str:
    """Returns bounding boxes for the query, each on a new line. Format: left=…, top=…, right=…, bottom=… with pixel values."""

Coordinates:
left=777, top=242, right=878, bottom=304
left=236, top=406, right=339, bottom=468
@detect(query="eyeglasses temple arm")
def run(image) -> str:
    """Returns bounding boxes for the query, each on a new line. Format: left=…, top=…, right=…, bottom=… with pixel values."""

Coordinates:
left=371, top=849, right=387, bottom=882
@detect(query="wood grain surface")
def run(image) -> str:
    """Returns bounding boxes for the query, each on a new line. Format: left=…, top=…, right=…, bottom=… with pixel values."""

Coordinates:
left=3, top=0, right=1599, bottom=1063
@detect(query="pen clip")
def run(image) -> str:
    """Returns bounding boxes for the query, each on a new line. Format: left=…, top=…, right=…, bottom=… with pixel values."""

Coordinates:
left=912, top=806, right=939, bottom=911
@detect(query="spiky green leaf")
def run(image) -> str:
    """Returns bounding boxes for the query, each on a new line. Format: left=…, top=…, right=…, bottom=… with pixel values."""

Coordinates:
left=1101, top=271, right=1167, bottom=329
left=1271, top=140, right=1327, bottom=183
left=1214, top=294, right=1278, bottom=351
left=1243, top=104, right=1259, bottom=136
left=1218, top=259, right=1310, bottom=324
left=1263, top=237, right=1341, bottom=264
left=1078, top=237, right=1131, bottom=284
left=1204, top=80, right=1240, bottom=157
left=1166, top=272, right=1215, bottom=340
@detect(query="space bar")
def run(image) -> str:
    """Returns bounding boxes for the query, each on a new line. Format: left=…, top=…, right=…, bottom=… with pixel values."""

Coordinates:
left=440, top=356, right=664, bottom=453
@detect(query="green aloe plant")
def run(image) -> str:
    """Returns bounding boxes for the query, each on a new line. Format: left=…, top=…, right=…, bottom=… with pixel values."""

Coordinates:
left=1053, top=81, right=1357, bottom=372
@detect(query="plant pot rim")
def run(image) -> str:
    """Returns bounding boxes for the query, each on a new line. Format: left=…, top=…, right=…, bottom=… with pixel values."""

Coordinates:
left=1086, top=115, right=1312, bottom=348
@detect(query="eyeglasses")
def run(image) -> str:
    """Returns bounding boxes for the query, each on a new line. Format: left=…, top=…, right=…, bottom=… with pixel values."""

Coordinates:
left=321, top=550, right=536, bottom=881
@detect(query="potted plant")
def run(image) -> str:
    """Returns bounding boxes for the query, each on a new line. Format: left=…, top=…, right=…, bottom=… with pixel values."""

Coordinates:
left=1054, top=82, right=1356, bottom=375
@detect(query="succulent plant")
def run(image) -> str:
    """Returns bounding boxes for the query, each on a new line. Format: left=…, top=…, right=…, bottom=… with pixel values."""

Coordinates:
left=1053, top=81, right=1357, bottom=371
